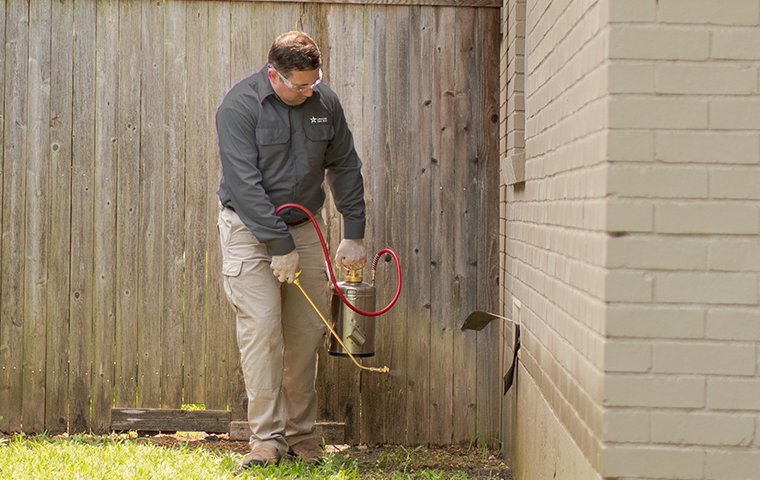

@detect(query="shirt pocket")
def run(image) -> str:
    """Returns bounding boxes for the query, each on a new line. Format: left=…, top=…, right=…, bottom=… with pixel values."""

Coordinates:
left=304, top=124, right=334, bottom=163
left=256, top=127, right=290, bottom=150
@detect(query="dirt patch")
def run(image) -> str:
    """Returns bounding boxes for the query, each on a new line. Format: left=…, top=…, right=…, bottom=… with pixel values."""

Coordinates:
left=145, top=432, right=512, bottom=479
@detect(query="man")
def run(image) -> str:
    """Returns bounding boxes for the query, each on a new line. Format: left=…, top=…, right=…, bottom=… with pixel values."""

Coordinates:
left=215, top=31, right=367, bottom=469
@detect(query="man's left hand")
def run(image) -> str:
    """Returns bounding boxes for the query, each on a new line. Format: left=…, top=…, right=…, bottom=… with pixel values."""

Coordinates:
left=335, top=239, right=366, bottom=270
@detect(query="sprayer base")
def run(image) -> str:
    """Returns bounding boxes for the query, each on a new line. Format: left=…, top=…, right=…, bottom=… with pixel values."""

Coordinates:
left=328, top=351, right=375, bottom=358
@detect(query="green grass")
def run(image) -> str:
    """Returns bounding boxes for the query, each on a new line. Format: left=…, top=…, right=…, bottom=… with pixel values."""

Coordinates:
left=0, top=433, right=506, bottom=479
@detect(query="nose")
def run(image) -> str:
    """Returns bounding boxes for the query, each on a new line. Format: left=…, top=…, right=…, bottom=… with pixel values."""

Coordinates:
left=301, top=87, right=314, bottom=97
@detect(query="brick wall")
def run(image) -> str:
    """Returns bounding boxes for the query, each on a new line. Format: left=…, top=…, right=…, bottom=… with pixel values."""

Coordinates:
left=502, top=0, right=608, bottom=475
left=603, top=0, right=760, bottom=478
left=501, top=0, right=760, bottom=478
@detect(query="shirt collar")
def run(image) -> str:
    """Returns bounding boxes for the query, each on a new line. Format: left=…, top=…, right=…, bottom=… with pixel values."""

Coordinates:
left=253, top=64, right=277, bottom=105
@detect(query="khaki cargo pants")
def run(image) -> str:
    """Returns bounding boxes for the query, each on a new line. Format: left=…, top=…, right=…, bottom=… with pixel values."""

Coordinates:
left=217, top=206, right=328, bottom=456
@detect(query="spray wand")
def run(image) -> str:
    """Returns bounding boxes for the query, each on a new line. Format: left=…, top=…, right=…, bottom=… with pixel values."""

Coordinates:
left=275, top=203, right=402, bottom=374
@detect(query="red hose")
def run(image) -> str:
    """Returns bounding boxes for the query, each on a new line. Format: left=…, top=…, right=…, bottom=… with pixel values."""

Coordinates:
left=275, top=203, right=402, bottom=317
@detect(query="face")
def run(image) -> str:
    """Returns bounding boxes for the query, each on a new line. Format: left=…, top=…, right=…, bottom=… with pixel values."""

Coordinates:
left=268, top=67, right=321, bottom=106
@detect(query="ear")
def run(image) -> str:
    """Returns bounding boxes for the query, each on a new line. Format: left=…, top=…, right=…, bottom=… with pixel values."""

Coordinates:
left=267, top=67, right=277, bottom=83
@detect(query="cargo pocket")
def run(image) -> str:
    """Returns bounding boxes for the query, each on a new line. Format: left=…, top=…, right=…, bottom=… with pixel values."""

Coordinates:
left=222, top=258, right=244, bottom=312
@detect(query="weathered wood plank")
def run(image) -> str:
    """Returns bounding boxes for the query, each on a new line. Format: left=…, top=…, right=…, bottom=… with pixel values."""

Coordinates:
left=0, top=0, right=27, bottom=434
left=204, top=1, right=232, bottom=411
left=316, top=4, right=364, bottom=445
left=183, top=0, right=209, bottom=406
left=452, top=6, right=478, bottom=444
left=405, top=4, right=435, bottom=446
left=22, top=0, right=51, bottom=434
left=229, top=420, right=347, bottom=444
left=161, top=0, right=186, bottom=409
left=381, top=5, right=410, bottom=445
left=223, top=0, right=501, bottom=8
left=224, top=0, right=254, bottom=418
left=69, top=0, right=96, bottom=432
left=359, top=5, right=389, bottom=446
left=112, top=408, right=231, bottom=434
left=45, top=0, right=74, bottom=434
left=91, top=0, right=119, bottom=433
left=114, top=0, right=141, bottom=409
left=428, top=6, right=457, bottom=446
left=475, top=7, right=502, bottom=447
left=137, top=0, right=164, bottom=408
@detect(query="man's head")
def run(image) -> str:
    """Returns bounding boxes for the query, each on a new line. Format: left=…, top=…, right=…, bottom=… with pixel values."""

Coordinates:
left=267, top=31, right=322, bottom=106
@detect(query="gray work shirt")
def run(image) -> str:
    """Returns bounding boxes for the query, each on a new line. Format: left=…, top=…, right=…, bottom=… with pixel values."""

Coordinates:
left=216, top=65, right=366, bottom=255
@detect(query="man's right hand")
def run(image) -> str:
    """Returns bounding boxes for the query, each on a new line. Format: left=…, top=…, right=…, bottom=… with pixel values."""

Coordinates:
left=271, top=250, right=300, bottom=283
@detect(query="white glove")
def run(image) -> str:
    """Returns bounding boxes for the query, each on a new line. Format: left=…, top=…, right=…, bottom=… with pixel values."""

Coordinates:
left=335, top=239, right=366, bottom=270
left=271, top=250, right=300, bottom=283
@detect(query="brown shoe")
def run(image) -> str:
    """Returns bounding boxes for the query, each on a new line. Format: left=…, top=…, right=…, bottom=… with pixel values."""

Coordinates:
left=289, top=438, right=324, bottom=464
left=238, top=444, right=280, bottom=471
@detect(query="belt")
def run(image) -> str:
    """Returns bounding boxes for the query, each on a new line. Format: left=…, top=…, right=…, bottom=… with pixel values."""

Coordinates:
left=286, top=217, right=310, bottom=227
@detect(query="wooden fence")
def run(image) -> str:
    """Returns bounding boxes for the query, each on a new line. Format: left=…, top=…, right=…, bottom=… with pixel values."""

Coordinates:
left=0, top=0, right=501, bottom=446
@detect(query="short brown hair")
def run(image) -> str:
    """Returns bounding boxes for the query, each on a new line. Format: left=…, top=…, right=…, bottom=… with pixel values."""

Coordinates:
left=268, top=31, right=321, bottom=76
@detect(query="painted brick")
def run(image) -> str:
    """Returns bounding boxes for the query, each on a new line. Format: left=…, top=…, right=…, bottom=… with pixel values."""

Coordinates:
left=653, top=341, right=756, bottom=375
left=607, top=236, right=708, bottom=270
left=605, top=340, right=652, bottom=373
left=705, top=450, right=760, bottom=480
left=709, top=168, right=760, bottom=200
left=606, top=200, right=653, bottom=233
left=710, top=98, right=760, bottom=129
left=654, top=272, right=758, bottom=305
left=603, top=409, right=650, bottom=442
left=658, top=0, right=760, bottom=26
left=605, top=271, right=653, bottom=302
left=602, top=445, right=704, bottom=478
left=609, top=97, right=708, bottom=129
left=707, top=378, right=760, bottom=410
left=606, top=130, right=655, bottom=162
left=712, top=29, right=760, bottom=60
left=655, top=64, right=757, bottom=95
left=650, top=411, right=755, bottom=446
left=656, top=132, right=760, bottom=165
left=607, top=63, right=655, bottom=94
left=609, top=26, right=710, bottom=60
left=709, top=237, right=760, bottom=271
left=654, top=203, right=759, bottom=235
left=706, top=308, right=760, bottom=341
left=605, top=375, right=705, bottom=408
left=608, top=165, right=708, bottom=199
left=607, top=305, right=705, bottom=339
left=606, top=0, right=656, bottom=23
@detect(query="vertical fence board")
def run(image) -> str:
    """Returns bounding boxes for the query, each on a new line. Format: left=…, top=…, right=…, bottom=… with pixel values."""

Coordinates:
left=381, top=6, right=410, bottom=444
left=0, top=0, right=28, bottom=434
left=427, top=6, right=457, bottom=445
left=161, top=0, right=187, bottom=409
left=452, top=7, right=478, bottom=444
left=115, top=0, right=141, bottom=409
left=316, top=4, right=363, bottom=444
left=204, top=1, right=231, bottom=411
left=359, top=6, right=389, bottom=445
left=92, top=0, right=119, bottom=432
left=405, top=4, right=434, bottom=446
left=46, top=0, right=74, bottom=434
left=137, top=0, right=164, bottom=408
left=22, top=0, right=51, bottom=434
left=225, top=1, right=255, bottom=418
left=69, top=0, right=96, bottom=432
left=475, top=7, right=501, bottom=447
left=183, top=1, right=209, bottom=406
